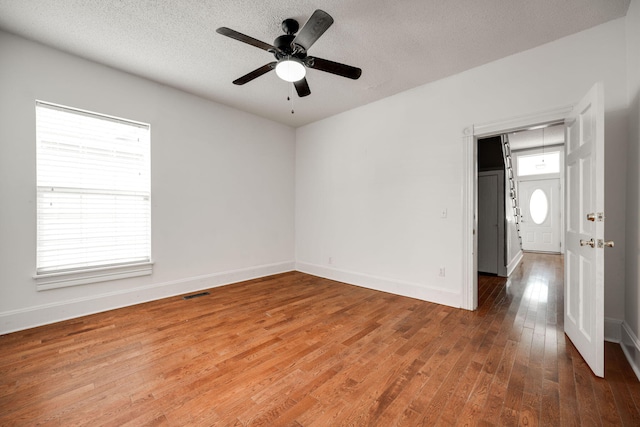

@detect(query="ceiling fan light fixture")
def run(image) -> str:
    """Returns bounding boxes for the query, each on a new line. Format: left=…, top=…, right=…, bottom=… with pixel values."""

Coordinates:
left=275, top=58, right=306, bottom=82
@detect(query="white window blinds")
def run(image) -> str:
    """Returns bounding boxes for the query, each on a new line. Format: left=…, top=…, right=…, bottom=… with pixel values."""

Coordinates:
left=36, top=101, right=151, bottom=275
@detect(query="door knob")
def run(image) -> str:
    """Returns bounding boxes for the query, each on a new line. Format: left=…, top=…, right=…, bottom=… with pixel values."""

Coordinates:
left=598, top=239, right=614, bottom=248
left=597, top=239, right=614, bottom=248
left=586, top=212, right=605, bottom=222
left=580, top=238, right=595, bottom=248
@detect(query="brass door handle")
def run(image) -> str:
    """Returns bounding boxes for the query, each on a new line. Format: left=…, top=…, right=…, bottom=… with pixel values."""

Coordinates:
left=580, top=239, right=595, bottom=248
left=595, top=239, right=615, bottom=248
left=587, top=212, right=604, bottom=222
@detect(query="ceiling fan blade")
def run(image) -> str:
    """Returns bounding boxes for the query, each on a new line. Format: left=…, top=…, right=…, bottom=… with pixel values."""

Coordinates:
left=232, top=62, right=277, bottom=85
left=294, top=78, right=311, bottom=97
left=307, top=57, right=362, bottom=80
left=292, top=9, right=334, bottom=52
left=216, top=27, right=277, bottom=52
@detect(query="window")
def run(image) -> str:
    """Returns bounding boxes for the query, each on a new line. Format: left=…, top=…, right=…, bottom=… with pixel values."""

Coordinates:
left=35, top=101, right=151, bottom=290
left=529, top=189, right=549, bottom=224
left=516, top=151, right=560, bottom=176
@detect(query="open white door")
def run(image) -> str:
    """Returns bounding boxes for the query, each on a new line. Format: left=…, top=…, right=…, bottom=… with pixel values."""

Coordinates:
left=564, top=83, right=605, bottom=377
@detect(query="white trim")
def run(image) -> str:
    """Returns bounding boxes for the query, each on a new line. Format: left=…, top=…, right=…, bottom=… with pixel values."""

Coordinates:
left=461, top=126, right=476, bottom=310
left=1, top=261, right=295, bottom=334
left=620, top=321, right=640, bottom=381
left=35, top=262, right=154, bottom=291
left=296, top=261, right=461, bottom=309
left=506, top=250, right=524, bottom=276
left=36, top=99, right=149, bottom=128
left=473, top=105, right=573, bottom=138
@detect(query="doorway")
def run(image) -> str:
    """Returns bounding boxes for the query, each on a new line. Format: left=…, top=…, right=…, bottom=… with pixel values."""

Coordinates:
left=462, top=105, right=573, bottom=311
left=475, top=124, right=565, bottom=309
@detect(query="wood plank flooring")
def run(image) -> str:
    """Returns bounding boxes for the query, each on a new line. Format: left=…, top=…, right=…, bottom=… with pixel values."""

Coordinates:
left=1, top=253, right=639, bottom=426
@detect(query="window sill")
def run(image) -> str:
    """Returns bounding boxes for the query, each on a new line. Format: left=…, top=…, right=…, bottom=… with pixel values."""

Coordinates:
left=34, top=262, right=154, bottom=291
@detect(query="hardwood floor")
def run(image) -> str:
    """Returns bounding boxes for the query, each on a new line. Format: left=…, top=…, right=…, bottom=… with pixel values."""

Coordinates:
left=1, top=253, right=639, bottom=426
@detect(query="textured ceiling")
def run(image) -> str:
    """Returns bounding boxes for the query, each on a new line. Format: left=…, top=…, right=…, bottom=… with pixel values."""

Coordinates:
left=0, top=0, right=631, bottom=127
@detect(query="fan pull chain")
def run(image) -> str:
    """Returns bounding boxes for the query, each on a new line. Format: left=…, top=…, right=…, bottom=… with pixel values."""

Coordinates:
left=288, top=84, right=295, bottom=114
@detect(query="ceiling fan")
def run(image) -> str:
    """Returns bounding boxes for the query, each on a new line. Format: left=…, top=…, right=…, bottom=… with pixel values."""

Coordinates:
left=216, top=9, right=362, bottom=98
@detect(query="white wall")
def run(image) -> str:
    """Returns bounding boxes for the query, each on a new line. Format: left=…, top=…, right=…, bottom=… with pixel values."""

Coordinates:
left=0, top=31, right=296, bottom=333
left=296, top=18, right=629, bottom=316
left=623, top=0, right=640, bottom=375
left=1, top=13, right=635, bottom=336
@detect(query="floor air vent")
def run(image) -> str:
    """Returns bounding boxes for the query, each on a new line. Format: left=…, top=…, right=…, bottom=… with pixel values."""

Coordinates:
left=183, top=291, right=210, bottom=300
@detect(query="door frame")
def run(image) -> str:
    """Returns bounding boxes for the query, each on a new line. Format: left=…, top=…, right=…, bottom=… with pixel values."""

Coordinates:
left=512, top=145, right=566, bottom=254
left=461, top=105, right=573, bottom=310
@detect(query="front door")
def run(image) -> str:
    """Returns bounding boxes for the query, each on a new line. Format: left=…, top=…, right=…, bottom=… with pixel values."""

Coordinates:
left=564, top=83, right=605, bottom=377
left=519, top=178, right=561, bottom=253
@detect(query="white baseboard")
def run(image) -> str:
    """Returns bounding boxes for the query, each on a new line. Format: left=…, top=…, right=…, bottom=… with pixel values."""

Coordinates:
left=620, top=321, right=640, bottom=381
left=0, top=261, right=295, bottom=335
left=506, top=250, right=524, bottom=276
left=295, top=261, right=461, bottom=308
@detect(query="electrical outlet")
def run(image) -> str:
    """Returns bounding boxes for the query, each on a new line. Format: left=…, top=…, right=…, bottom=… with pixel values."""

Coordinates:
left=439, top=267, right=446, bottom=277
left=328, top=257, right=333, bottom=265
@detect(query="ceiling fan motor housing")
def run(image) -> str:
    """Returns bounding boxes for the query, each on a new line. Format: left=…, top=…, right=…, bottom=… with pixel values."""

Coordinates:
left=274, top=34, right=296, bottom=55
left=281, top=18, right=299, bottom=35
left=274, top=20, right=308, bottom=61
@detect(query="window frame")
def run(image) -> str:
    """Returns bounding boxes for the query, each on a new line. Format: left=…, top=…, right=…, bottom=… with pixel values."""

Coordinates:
left=515, top=150, right=561, bottom=177
left=33, top=101, right=152, bottom=290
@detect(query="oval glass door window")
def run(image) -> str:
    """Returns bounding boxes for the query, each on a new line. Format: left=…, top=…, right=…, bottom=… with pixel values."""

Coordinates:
left=530, top=189, right=548, bottom=224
